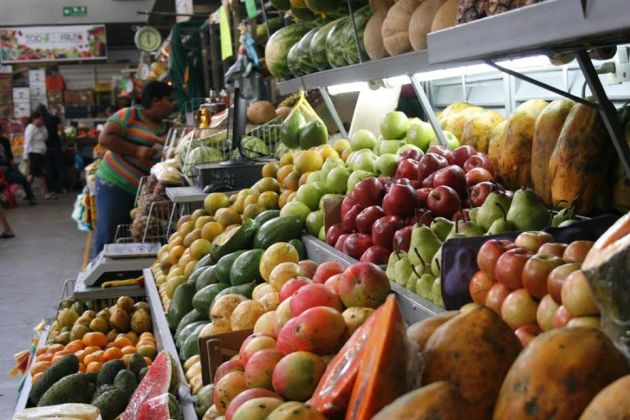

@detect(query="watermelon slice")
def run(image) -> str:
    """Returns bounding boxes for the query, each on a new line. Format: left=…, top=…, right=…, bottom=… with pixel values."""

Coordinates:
left=137, top=393, right=182, bottom=420
left=121, top=351, right=177, bottom=420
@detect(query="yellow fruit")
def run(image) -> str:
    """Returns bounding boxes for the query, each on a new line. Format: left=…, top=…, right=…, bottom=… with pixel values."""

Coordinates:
left=201, top=221, right=224, bottom=242
left=166, top=275, right=186, bottom=298
left=276, top=164, right=294, bottom=185
left=268, top=262, right=304, bottom=291
left=184, top=260, right=198, bottom=277
left=280, top=152, right=294, bottom=166
left=333, top=139, right=351, bottom=155
left=262, top=162, right=279, bottom=178
left=258, top=191, right=279, bottom=210
left=233, top=196, right=246, bottom=214
left=157, top=245, right=169, bottom=258
left=341, top=148, right=352, bottom=162
left=178, top=253, right=194, bottom=269
left=243, top=204, right=266, bottom=220
left=169, top=245, right=186, bottom=265
left=294, top=150, right=324, bottom=174
left=286, top=192, right=297, bottom=203
left=260, top=242, right=300, bottom=282
left=215, top=207, right=242, bottom=228
left=183, top=229, right=202, bottom=248
left=176, top=215, right=192, bottom=230
left=255, top=177, right=280, bottom=193
left=178, top=221, right=194, bottom=237
left=190, top=238, right=212, bottom=260
left=204, top=192, right=230, bottom=215
left=278, top=190, right=292, bottom=209
left=191, top=208, right=209, bottom=221
left=298, top=172, right=312, bottom=187
left=194, top=216, right=213, bottom=230
left=283, top=171, right=301, bottom=191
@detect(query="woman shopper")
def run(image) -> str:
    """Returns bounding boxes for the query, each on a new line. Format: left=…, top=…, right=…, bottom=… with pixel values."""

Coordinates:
left=92, top=81, right=175, bottom=258
left=24, top=112, right=56, bottom=199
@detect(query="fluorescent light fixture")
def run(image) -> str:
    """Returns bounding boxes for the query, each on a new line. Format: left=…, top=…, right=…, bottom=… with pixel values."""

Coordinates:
left=413, top=55, right=551, bottom=81
left=327, top=82, right=369, bottom=95
left=384, top=75, right=410, bottom=87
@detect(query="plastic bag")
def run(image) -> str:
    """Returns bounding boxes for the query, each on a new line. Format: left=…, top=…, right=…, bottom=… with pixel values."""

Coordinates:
left=13, top=403, right=101, bottom=419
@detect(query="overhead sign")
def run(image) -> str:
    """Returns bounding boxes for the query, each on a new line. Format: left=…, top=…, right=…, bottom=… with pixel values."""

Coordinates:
left=63, top=6, right=87, bottom=17
left=0, top=25, right=107, bottom=63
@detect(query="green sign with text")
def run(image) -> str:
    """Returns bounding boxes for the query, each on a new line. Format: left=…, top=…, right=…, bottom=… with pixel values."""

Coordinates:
left=63, top=6, right=87, bottom=17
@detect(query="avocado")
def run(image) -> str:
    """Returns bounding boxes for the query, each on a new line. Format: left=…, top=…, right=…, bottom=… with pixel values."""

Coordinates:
left=195, top=265, right=218, bottom=291
left=37, top=372, right=96, bottom=407
left=96, top=359, right=125, bottom=386
left=91, top=388, right=129, bottom=420
left=211, top=283, right=256, bottom=308
left=253, top=216, right=303, bottom=249
left=186, top=266, right=205, bottom=286
left=114, top=369, right=137, bottom=398
left=91, top=384, right=117, bottom=403
left=28, top=354, right=80, bottom=406
left=289, top=238, right=306, bottom=260
left=175, top=309, right=207, bottom=338
left=127, top=353, right=147, bottom=380
left=210, top=218, right=258, bottom=261
left=254, top=209, right=281, bottom=225
left=214, top=251, right=247, bottom=284
left=192, top=283, right=230, bottom=314
left=180, top=323, right=206, bottom=361
left=230, top=249, right=264, bottom=286
left=194, top=253, right=214, bottom=271
left=167, top=283, right=196, bottom=330
left=177, top=321, right=208, bottom=348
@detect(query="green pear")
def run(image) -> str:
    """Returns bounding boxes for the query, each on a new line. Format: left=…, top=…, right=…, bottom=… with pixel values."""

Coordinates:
left=551, top=207, right=573, bottom=227
left=430, top=217, right=454, bottom=242
left=477, top=192, right=512, bottom=231
left=469, top=207, right=479, bottom=224
left=394, top=257, right=413, bottom=286
left=431, top=246, right=442, bottom=277
left=487, top=217, right=515, bottom=235
left=409, top=226, right=442, bottom=266
left=416, top=273, right=435, bottom=300
left=406, top=271, right=419, bottom=292
left=457, top=220, right=485, bottom=237
left=506, top=188, right=550, bottom=231
left=431, top=277, right=444, bottom=307
left=386, top=252, right=404, bottom=280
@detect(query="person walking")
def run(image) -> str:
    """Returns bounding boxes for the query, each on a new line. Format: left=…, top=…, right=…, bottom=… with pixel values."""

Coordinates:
left=37, top=105, right=68, bottom=194
left=91, top=81, right=175, bottom=258
left=0, top=127, right=36, bottom=205
left=24, top=112, right=56, bottom=200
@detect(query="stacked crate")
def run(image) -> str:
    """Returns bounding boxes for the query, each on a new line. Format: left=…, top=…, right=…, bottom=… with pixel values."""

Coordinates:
left=28, top=69, right=47, bottom=112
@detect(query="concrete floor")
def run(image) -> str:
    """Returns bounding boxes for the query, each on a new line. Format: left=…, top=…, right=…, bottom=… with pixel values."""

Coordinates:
left=0, top=195, right=84, bottom=418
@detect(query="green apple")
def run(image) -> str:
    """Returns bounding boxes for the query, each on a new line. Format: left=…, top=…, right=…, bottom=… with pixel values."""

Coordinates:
left=375, top=153, right=398, bottom=177
left=380, top=111, right=409, bottom=140
left=428, top=130, right=460, bottom=150
left=296, top=183, right=324, bottom=211
left=378, top=139, right=406, bottom=155
left=350, top=129, right=378, bottom=151
left=280, top=200, right=311, bottom=223
left=350, top=150, right=377, bottom=173
left=305, top=210, right=324, bottom=236
left=406, top=120, right=437, bottom=151
left=319, top=193, right=344, bottom=210
left=320, top=158, right=345, bottom=180
left=333, top=139, right=351, bottom=155
left=325, top=166, right=352, bottom=194
left=307, top=170, right=322, bottom=184
left=347, top=170, right=372, bottom=193
left=318, top=225, right=326, bottom=241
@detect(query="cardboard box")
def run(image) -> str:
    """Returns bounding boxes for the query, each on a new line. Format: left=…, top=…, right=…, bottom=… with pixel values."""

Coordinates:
left=28, top=69, right=46, bottom=84
left=12, top=88, right=30, bottom=102
left=30, top=85, right=46, bottom=98
left=64, top=89, right=94, bottom=106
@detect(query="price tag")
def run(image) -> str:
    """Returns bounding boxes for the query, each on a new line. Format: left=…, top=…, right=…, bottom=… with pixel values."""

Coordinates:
left=219, top=5, right=233, bottom=60
left=244, top=0, right=257, bottom=19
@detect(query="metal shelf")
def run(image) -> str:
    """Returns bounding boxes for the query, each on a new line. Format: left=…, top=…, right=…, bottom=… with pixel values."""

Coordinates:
left=427, top=0, right=630, bottom=64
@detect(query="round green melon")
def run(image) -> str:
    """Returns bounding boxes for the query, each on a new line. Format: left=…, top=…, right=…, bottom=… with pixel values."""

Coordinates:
left=265, top=24, right=312, bottom=79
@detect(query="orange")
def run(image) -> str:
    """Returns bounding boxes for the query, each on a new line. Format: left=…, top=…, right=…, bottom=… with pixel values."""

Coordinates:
left=276, top=165, right=294, bottom=185
left=122, top=353, right=133, bottom=366
left=53, top=349, right=71, bottom=357
left=79, top=362, right=86, bottom=372
left=114, top=336, right=133, bottom=349
left=30, top=361, right=50, bottom=376
left=282, top=171, right=300, bottom=192
left=121, top=345, right=137, bottom=355
left=75, top=350, right=86, bottom=362
left=36, top=353, right=53, bottom=363
left=262, top=162, right=279, bottom=178
left=35, top=347, right=47, bottom=356
left=32, top=372, right=44, bottom=384
left=86, top=361, right=102, bottom=373
left=169, top=245, right=186, bottom=265
left=84, top=351, right=104, bottom=366
left=82, top=332, right=107, bottom=348
left=144, top=357, right=153, bottom=366
left=125, top=332, right=139, bottom=344
left=103, top=347, right=123, bottom=361
left=83, top=346, right=101, bottom=356
left=51, top=355, right=66, bottom=365
left=47, top=344, right=64, bottom=354
left=64, top=341, right=83, bottom=353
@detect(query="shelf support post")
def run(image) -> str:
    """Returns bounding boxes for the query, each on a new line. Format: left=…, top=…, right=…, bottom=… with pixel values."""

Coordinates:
left=410, top=74, right=449, bottom=148
left=319, top=87, right=349, bottom=139
left=576, top=50, right=630, bottom=179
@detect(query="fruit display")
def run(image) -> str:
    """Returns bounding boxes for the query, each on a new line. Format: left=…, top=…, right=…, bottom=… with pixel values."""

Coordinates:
left=129, top=175, right=173, bottom=242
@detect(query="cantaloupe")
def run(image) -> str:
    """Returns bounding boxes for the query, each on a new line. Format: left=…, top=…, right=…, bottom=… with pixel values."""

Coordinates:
left=381, top=0, right=423, bottom=56
left=364, top=11, right=388, bottom=60
left=247, top=101, right=277, bottom=125
left=409, top=0, right=447, bottom=51
left=494, top=327, right=629, bottom=419
left=431, top=0, right=458, bottom=32
left=369, top=0, right=394, bottom=13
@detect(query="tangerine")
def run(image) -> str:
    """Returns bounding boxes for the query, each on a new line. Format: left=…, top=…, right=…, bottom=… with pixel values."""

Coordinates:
left=86, top=361, right=102, bottom=373
left=82, top=332, right=107, bottom=348
left=114, top=336, right=133, bottom=348
left=36, top=353, right=53, bottom=363
left=103, top=347, right=123, bottom=361
left=121, top=345, right=137, bottom=355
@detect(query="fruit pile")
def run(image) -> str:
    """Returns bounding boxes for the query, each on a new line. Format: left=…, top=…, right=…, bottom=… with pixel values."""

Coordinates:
left=470, top=232, right=599, bottom=345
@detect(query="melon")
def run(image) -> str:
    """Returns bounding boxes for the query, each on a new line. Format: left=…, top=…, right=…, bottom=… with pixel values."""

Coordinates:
left=309, top=20, right=337, bottom=71
left=305, top=0, right=339, bottom=13
left=266, top=24, right=312, bottom=79
left=183, top=145, right=223, bottom=176
left=121, top=351, right=178, bottom=420
left=373, top=382, right=471, bottom=419
left=247, top=101, right=276, bottom=125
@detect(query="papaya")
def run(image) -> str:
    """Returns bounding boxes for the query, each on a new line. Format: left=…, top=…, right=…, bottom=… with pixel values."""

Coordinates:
left=487, top=120, right=508, bottom=174
left=580, top=375, right=630, bottom=419
left=372, top=381, right=471, bottom=420
left=211, top=219, right=258, bottom=261
left=406, top=311, right=457, bottom=352
left=345, top=295, right=414, bottom=420
left=493, top=327, right=629, bottom=419
left=460, top=110, right=505, bottom=153
left=530, top=99, right=574, bottom=206
left=437, top=102, right=473, bottom=129
left=310, top=305, right=382, bottom=418
left=422, top=305, right=521, bottom=419
left=549, top=102, right=614, bottom=214
left=499, top=99, right=548, bottom=189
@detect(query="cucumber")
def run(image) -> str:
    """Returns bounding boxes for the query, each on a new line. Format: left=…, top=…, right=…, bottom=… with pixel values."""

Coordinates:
left=230, top=249, right=264, bottom=286
left=214, top=251, right=247, bottom=284
left=253, top=216, right=304, bottom=249
left=192, top=283, right=231, bottom=314
left=254, top=210, right=281, bottom=226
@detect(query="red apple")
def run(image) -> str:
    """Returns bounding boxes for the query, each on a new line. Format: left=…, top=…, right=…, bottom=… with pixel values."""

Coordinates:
left=398, top=148, right=423, bottom=161
left=326, top=223, right=346, bottom=246
left=501, top=288, right=538, bottom=330
left=414, top=209, right=434, bottom=226
left=342, top=204, right=362, bottom=232
left=371, top=215, right=404, bottom=250
left=546, top=262, right=580, bottom=304
left=344, top=233, right=373, bottom=259
left=537, top=242, right=568, bottom=258
left=463, top=153, right=494, bottom=175
left=416, top=187, right=432, bottom=207
left=382, top=183, right=417, bottom=217
left=561, top=270, right=599, bottom=317
left=355, top=206, right=385, bottom=234
left=536, top=294, right=560, bottom=332
left=553, top=305, right=573, bottom=328
left=378, top=176, right=392, bottom=191
left=313, top=261, right=345, bottom=284
left=352, top=177, right=385, bottom=208
left=522, top=254, right=564, bottom=299
left=426, top=185, right=461, bottom=219
left=279, top=276, right=312, bottom=302
left=469, top=271, right=495, bottom=304
left=514, top=324, right=541, bottom=347
left=495, top=247, right=534, bottom=290
left=360, top=245, right=390, bottom=264
left=394, top=158, right=419, bottom=181
left=335, top=234, right=349, bottom=252
left=485, top=282, right=511, bottom=314
left=298, top=260, right=317, bottom=279
left=417, top=153, right=448, bottom=182
left=450, top=145, right=477, bottom=167
left=469, top=181, right=495, bottom=207
left=393, top=225, right=413, bottom=253
left=514, top=231, right=555, bottom=253
left=340, top=195, right=357, bottom=218
left=426, top=145, right=451, bottom=160
left=562, top=240, right=594, bottom=264
left=477, top=239, right=516, bottom=279
left=465, top=167, right=493, bottom=186
left=338, top=262, right=391, bottom=308
left=433, top=165, right=467, bottom=197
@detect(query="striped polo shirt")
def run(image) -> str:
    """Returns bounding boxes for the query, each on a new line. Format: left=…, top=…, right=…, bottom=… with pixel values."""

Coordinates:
left=96, top=106, right=168, bottom=194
